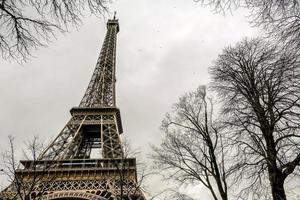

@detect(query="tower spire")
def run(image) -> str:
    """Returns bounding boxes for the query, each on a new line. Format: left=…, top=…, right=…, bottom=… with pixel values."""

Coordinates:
left=37, top=17, right=123, bottom=160
left=79, top=17, right=119, bottom=108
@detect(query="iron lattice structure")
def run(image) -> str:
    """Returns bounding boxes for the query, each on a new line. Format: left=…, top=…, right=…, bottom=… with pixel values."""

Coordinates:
left=1, top=17, right=146, bottom=200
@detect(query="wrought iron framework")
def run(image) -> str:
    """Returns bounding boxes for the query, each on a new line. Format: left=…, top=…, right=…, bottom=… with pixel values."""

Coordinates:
left=1, top=16, right=146, bottom=200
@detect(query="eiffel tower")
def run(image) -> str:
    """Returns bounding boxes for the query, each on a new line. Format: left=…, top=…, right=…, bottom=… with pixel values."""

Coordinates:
left=1, top=15, right=146, bottom=200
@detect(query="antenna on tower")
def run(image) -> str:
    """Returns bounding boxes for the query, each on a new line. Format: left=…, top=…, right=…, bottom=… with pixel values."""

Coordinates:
left=113, top=11, right=117, bottom=20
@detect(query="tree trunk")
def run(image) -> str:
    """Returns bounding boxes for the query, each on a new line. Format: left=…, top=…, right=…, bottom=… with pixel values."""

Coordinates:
left=208, top=138, right=228, bottom=200
left=271, top=178, right=286, bottom=200
left=262, top=125, right=287, bottom=200
left=269, top=171, right=286, bottom=200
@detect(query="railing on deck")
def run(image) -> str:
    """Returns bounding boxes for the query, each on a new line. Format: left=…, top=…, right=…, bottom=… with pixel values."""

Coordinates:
left=17, top=158, right=136, bottom=172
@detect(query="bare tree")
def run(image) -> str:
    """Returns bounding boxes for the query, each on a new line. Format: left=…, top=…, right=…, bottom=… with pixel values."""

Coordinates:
left=0, top=136, right=45, bottom=200
left=194, top=0, right=300, bottom=50
left=210, top=38, right=300, bottom=200
left=149, top=188, right=196, bottom=200
left=0, top=0, right=108, bottom=62
left=111, top=138, right=148, bottom=200
left=152, top=86, right=228, bottom=200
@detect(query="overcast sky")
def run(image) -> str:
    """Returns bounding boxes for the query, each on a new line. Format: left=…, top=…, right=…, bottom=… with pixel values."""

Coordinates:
left=0, top=0, right=261, bottom=199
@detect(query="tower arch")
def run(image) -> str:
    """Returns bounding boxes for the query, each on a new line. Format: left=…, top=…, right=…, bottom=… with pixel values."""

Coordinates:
left=41, top=191, right=112, bottom=200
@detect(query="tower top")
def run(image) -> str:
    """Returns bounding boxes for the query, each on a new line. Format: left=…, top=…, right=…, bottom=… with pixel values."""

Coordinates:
left=107, top=12, right=119, bottom=33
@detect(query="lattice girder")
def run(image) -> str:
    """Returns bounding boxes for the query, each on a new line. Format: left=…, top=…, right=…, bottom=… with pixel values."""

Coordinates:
left=39, top=108, right=124, bottom=160
left=79, top=19, right=119, bottom=108
left=0, top=159, right=145, bottom=200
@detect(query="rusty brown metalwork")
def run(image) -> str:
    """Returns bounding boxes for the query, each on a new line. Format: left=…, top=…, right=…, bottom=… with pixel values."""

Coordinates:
left=1, top=17, right=146, bottom=200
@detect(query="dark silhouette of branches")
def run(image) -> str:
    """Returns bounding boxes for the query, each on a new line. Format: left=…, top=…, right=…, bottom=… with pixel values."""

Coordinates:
left=0, top=136, right=46, bottom=200
left=152, top=86, right=228, bottom=200
left=0, top=0, right=109, bottom=62
left=194, top=0, right=300, bottom=50
left=111, top=138, right=148, bottom=200
left=245, top=0, right=300, bottom=49
left=149, top=188, right=196, bottom=200
left=210, top=38, right=300, bottom=200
